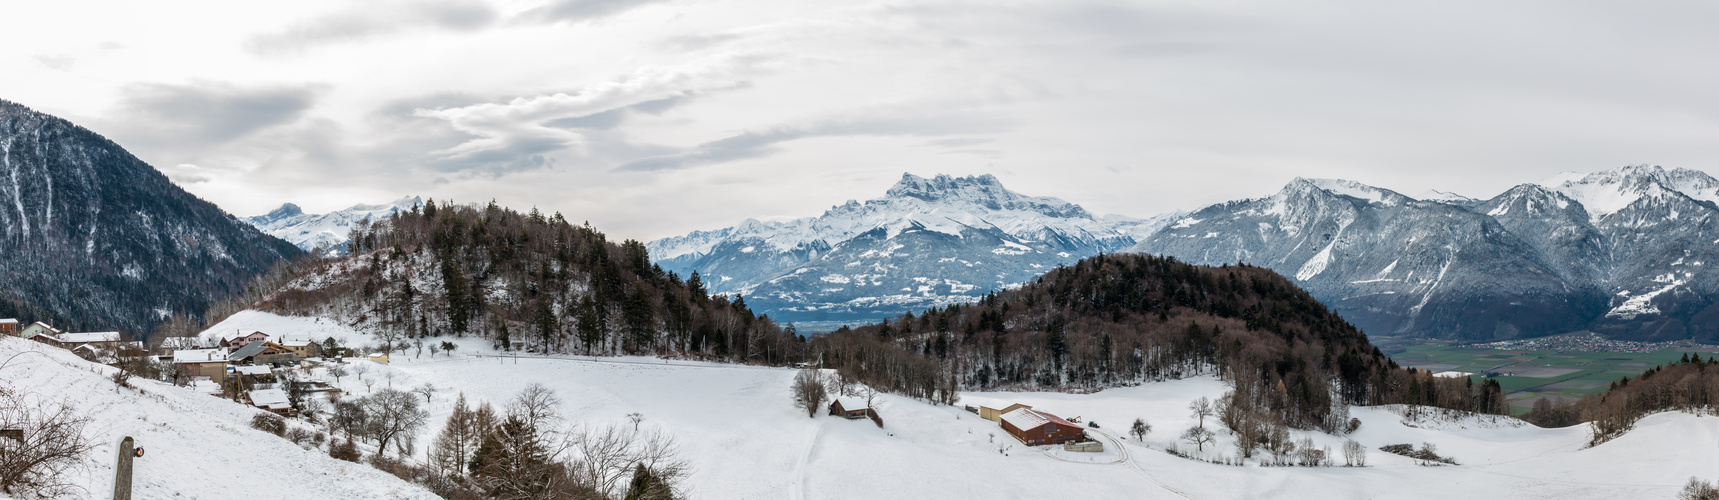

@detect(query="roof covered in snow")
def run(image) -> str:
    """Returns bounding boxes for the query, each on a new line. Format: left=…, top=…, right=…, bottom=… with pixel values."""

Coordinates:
left=234, top=365, right=273, bottom=376
left=0, top=318, right=17, bottom=325
left=1001, top=408, right=1078, bottom=431
left=248, top=389, right=291, bottom=410
left=174, top=349, right=229, bottom=364
left=59, top=331, right=119, bottom=343
left=832, top=398, right=868, bottom=411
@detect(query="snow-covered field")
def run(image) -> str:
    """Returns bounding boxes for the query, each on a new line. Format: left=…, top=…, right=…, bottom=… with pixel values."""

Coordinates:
left=161, top=311, right=1719, bottom=498
left=0, top=336, right=435, bottom=500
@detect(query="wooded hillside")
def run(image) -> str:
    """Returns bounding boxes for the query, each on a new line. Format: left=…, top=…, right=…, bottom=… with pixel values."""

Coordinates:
left=812, top=254, right=1506, bottom=433
left=243, top=200, right=807, bottom=365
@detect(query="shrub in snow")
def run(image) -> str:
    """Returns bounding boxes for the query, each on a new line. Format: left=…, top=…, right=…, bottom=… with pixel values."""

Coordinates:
left=1682, top=477, right=1719, bottom=500
left=0, top=387, right=94, bottom=496
left=251, top=413, right=287, bottom=436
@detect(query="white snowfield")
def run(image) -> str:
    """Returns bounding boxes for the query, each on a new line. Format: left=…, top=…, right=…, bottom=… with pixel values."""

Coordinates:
left=0, top=336, right=436, bottom=500
left=48, top=310, right=1713, bottom=499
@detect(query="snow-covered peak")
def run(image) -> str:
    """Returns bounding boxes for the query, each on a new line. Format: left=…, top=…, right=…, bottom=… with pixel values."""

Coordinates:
left=243, top=196, right=421, bottom=254
left=1415, top=189, right=1478, bottom=204
left=1539, top=165, right=1719, bottom=221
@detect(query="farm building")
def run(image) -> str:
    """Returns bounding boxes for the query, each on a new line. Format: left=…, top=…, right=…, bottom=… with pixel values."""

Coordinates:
left=999, top=408, right=1086, bottom=446
left=829, top=399, right=870, bottom=419
left=59, top=331, right=121, bottom=350
left=980, top=403, right=1033, bottom=422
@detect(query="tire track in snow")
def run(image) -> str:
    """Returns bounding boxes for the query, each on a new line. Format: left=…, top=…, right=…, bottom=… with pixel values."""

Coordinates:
left=789, top=418, right=827, bottom=500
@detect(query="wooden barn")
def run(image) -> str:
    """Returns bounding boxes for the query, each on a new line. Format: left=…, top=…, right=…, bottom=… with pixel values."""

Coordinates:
left=1000, top=408, right=1086, bottom=446
left=829, top=399, right=870, bottom=419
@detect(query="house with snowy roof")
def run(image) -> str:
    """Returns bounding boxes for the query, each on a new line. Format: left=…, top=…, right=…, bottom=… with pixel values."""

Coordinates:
left=18, top=321, right=63, bottom=346
left=0, top=318, right=17, bottom=337
left=58, top=331, right=121, bottom=350
left=244, top=388, right=293, bottom=415
left=829, top=398, right=871, bottom=419
left=999, top=408, right=1086, bottom=446
left=219, top=331, right=271, bottom=350
left=173, top=349, right=230, bottom=384
left=229, top=341, right=297, bottom=366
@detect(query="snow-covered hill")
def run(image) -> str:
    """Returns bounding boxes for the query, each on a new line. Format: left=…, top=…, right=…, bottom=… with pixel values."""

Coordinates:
left=197, top=310, right=1719, bottom=499
left=1131, top=165, right=1719, bottom=341
left=244, top=196, right=422, bottom=255
left=647, top=173, right=1177, bottom=328
left=0, top=335, right=435, bottom=499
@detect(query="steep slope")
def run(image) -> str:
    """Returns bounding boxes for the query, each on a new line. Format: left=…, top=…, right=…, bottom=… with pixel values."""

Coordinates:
left=0, top=336, right=435, bottom=499
left=647, top=173, right=1158, bottom=326
left=1131, top=178, right=1596, bottom=340
left=1542, top=166, right=1719, bottom=340
left=244, top=196, right=421, bottom=255
left=1131, top=165, right=1719, bottom=342
left=0, top=100, right=302, bottom=335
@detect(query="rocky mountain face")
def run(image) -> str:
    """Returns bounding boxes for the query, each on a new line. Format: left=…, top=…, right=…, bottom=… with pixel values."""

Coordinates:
left=1129, top=165, right=1719, bottom=342
left=0, top=100, right=302, bottom=335
left=648, top=173, right=1175, bottom=327
left=244, top=196, right=421, bottom=255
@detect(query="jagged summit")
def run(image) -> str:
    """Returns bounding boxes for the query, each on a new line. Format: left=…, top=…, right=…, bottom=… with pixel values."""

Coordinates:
left=647, top=172, right=1174, bottom=327
left=1541, top=164, right=1719, bottom=220
left=242, top=196, right=421, bottom=255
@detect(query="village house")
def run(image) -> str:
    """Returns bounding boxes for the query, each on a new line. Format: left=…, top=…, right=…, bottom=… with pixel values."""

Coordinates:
left=18, top=321, right=63, bottom=342
left=173, top=349, right=229, bottom=384
left=0, top=318, right=17, bottom=336
left=220, top=331, right=271, bottom=350
left=368, top=352, right=390, bottom=364
left=999, top=408, right=1087, bottom=446
left=243, top=388, right=292, bottom=415
left=58, top=331, right=121, bottom=350
left=277, top=339, right=321, bottom=359
left=155, top=336, right=215, bottom=357
left=229, top=341, right=298, bottom=366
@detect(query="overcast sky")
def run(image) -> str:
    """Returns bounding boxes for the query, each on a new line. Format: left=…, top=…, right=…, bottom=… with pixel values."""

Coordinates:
left=5, top=0, right=1719, bottom=241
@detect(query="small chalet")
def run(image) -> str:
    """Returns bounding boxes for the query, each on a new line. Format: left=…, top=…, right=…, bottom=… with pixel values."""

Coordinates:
left=174, top=349, right=230, bottom=383
left=999, top=408, right=1086, bottom=446
left=979, top=403, right=1033, bottom=422
left=368, top=352, right=390, bottom=364
left=229, top=341, right=297, bottom=365
left=829, top=399, right=870, bottom=419
left=244, top=388, right=293, bottom=415
left=0, top=318, right=17, bottom=336
left=156, top=336, right=215, bottom=356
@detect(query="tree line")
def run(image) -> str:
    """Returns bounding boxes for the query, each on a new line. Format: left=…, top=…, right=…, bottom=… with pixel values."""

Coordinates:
left=810, top=254, right=1506, bottom=433
left=1524, top=353, right=1719, bottom=445
left=240, top=200, right=808, bottom=366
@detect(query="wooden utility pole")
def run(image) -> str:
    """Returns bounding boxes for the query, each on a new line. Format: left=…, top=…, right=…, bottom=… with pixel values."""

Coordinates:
left=113, top=436, right=138, bottom=500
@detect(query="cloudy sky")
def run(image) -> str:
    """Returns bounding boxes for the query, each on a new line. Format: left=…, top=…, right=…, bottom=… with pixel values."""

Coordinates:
left=5, top=0, right=1719, bottom=241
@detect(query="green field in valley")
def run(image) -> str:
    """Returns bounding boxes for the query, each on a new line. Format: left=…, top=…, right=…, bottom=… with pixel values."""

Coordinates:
left=1386, top=344, right=1715, bottom=414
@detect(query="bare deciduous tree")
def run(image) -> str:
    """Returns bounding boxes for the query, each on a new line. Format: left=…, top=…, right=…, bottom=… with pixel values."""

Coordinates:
left=415, top=383, right=437, bottom=406
left=0, top=388, right=94, bottom=497
left=1342, top=440, right=1367, bottom=467
left=566, top=423, right=690, bottom=499
left=1130, top=418, right=1151, bottom=441
left=792, top=369, right=828, bottom=418
left=1188, top=397, right=1213, bottom=430
left=508, top=383, right=563, bottom=432
left=1181, top=426, right=1215, bottom=453
left=363, top=388, right=430, bottom=457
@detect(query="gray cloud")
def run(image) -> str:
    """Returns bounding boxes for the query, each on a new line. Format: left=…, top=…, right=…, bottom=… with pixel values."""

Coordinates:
left=112, top=81, right=320, bottom=148
left=516, top=0, right=674, bottom=24
left=617, top=108, right=1012, bottom=172
left=247, top=0, right=499, bottom=55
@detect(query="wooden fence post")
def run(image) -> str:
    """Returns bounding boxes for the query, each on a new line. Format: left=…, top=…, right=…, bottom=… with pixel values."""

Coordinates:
left=113, top=436, right=136, bottom=500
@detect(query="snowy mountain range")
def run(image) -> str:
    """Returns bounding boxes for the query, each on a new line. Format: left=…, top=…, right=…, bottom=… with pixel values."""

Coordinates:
left=1131, top=165, right=1719, bottom=342
left=647, top=173, right=1181, bottom=327
left=244, top=196, right=422, bottom=255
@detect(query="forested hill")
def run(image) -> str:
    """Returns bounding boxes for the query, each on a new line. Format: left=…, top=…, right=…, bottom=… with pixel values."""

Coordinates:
left=0, top=100, right=302, bottom=335
left=814, top=254, right=1506, bottom=432
left=247, top=200, right=807, bottom=365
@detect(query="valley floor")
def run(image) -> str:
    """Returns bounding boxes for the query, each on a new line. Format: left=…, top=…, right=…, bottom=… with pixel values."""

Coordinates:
left=114, top=311, right=1719, bottom=498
